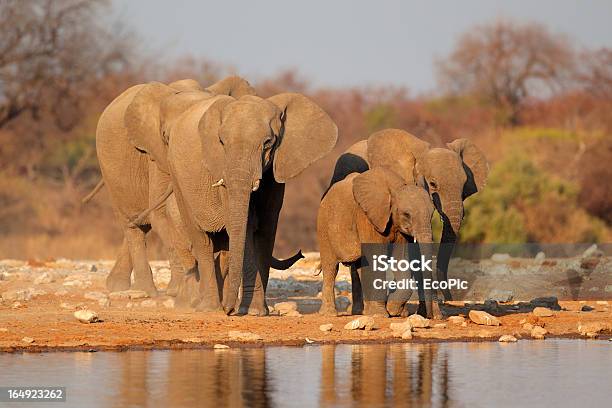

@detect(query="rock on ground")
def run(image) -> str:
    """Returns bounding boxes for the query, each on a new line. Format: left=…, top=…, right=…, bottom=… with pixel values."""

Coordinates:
left=109, top=290, right=149, bottom=300
left=214, top=344, right=230, bottom=349
left=577, top=322, right=607, bottom=335
left=273, top=301, right=298, bottom=315
left=74, top=310, right=98, bottom=324
left=140, top=300, right=157, bottom=308
left=499, top=334, right=518, bottom=343
left=319, top=324, right=333, bottom=332
left=469, top=310, right=501, bottom=326
left=344, top=316, right=376, bottom=331
left=532, top=307, right=554, bottom=317
left=448, top=316, right=465, bottom=325
left=531, top=326, right=547, bottom=339
left=408, top=314, right=431, bottom=328
left=22, top=337, right=34, bottom=343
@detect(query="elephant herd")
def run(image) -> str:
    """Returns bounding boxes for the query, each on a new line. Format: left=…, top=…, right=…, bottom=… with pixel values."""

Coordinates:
left=88, top=76, right=489, bottom=319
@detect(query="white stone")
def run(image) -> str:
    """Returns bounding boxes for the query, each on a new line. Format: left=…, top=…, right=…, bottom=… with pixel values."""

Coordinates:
left=319, top=323, right=333, bottom=332
left=140, top=299, right=157, bottom=308
left=469, top=310, right=501, bottom=326
left=34, top=272, right=55, bottom=284
left=531, top=326, right=547, bottom=339
left=22, top=337, right=34, bottom=343
left=532, top=307, right=553, bottom=317
left=74, top=310, right=98, bottom=324
left=274, top=301, right=298, bottom=315
left=214, top=344, right=230, bottom=349
left=448, top=316, right=465, bottom=325
left=344, top=316, right=376, bottom=331
left=499, top=334, right=518, bottom=343
left=408, top=314, right=431, bottom=328
left=109, top=290, right=149, bottom=300
left=491, top=253, right=511, bottom=262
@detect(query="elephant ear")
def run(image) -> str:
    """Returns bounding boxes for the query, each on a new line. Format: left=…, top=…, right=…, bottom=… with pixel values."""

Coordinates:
left=367, top=129, right=429, bottom=184
left=447, top=138, right=490, bottom=198
left=198, top=95, right=235, bottom=183
left=124, top=82, right=177, bottom=172
left=352, top=167, right=393, bottom=233
left=267, top=93, right=338, bottom=183
left=206, top=75, right=257, bottom=98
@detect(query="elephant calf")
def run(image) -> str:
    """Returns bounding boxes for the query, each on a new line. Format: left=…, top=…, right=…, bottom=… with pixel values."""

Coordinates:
left=317, top=166, right=434, bottom=317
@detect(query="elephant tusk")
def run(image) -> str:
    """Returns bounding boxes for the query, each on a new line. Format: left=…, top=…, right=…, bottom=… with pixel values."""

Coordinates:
left=211, top=178, right=224, bottom=187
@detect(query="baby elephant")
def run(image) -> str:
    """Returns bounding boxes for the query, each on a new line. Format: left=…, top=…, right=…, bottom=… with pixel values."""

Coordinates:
left=317, top=166, right=434, bottom=316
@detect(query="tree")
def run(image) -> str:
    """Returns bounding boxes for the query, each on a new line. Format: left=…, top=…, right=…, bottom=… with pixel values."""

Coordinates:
left=0, top=0, right=131, bottom=130
left=436, top=20, right=575, bottom=125
left=577, top=48, right=612, bottom=99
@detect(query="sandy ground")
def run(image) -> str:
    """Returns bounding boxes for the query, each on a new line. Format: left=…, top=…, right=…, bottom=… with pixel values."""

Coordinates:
left=0, top=255, right=610, bottom=352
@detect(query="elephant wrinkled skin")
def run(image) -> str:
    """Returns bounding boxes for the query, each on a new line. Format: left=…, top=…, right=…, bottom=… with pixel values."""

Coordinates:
left=96, top=76, right=338, bottom=316
left=317, top=166, right=435, bottom=317
left=327, top=129, right=489, bottom=316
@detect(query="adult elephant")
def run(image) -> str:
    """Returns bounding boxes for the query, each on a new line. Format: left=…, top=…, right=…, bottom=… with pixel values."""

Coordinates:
left=328, top=129, right=488, bottom=305
left=96, top=76, right=259, bottom=297
left=122, top=85, right=337, bottom=314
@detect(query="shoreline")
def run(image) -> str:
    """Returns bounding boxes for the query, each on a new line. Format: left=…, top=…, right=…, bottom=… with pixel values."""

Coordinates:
left=1, top=257, right=610, bottom=353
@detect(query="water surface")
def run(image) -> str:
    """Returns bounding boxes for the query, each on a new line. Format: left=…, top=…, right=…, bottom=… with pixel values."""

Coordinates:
left=0, top=340, right=610, bottom=407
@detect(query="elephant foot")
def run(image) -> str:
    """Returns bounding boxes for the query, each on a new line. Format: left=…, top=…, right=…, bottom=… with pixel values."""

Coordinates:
left=195, top=298, right=223, bottom=313
left=386, top=301, right=406, bottom=317
left=442, top=289, right=453, bottom=302
left=106, top=273, right=131, bottom=293
left=319, top=303, right=338, bottom=316
left=363, top=303, right=389, bottom=317
left=131, top=281, right=158, bottom=297
left=175, top=274, right=200, bottom=308
left=237, top=304, right=269, bottom=316
left=166, top=275, right=182, bottom=297
left=432, top=301, right=443, bottom=320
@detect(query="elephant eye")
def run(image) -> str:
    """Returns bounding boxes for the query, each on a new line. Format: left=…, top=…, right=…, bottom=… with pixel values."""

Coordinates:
left=429, top=180, right=438, bottom=189
left=264, top=137, right=274, bottom=147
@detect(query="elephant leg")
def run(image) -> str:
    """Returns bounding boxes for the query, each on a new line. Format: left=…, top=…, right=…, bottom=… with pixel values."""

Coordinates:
left=193, top=232, right=222, bottom=312
left=386, top=243, right=412, bottom=316
left=359, top=265, right=388, bottom=317
left=350, top=264, right=364, bottom=315
left=237, top=215, right=268, bottom=316
left=241, top=170, right=285, bottom=316
left=106, top=236, right=132, bottom=292
left=125, top=226, right=158, bottom=296
left=320, top=262, right=339, bottom=316
left=437, top=220, right=457, bottom=302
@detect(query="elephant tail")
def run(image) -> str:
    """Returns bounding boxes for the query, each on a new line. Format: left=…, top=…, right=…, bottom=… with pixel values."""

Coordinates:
left=81, top=179, right=105, bottom=204
left=129, top=183, right=173, bottom=227
left=270, top=250, right=305, bottom=270
left=313, top=261, right=322, bottom=276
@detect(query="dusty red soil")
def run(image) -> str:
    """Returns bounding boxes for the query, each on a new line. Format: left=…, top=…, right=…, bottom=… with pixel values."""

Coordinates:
left=0, top=257, right=610, bottom=352
left=1, top=298, right=610, bottom=352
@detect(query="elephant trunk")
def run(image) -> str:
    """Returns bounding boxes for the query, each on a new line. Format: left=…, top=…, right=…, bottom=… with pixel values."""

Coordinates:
left=441, top=198, right=463, bottom=235
left=222, top=171, right=253, bottom=314
left=415, top=232, right=438, bottom=319
left=270, top=250, right=304, bottom=270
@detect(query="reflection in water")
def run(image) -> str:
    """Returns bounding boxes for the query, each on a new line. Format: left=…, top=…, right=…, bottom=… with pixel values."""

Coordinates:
left=0, top=340, right=609, bottom=408
left=319, top=344, right=449, bottom=407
